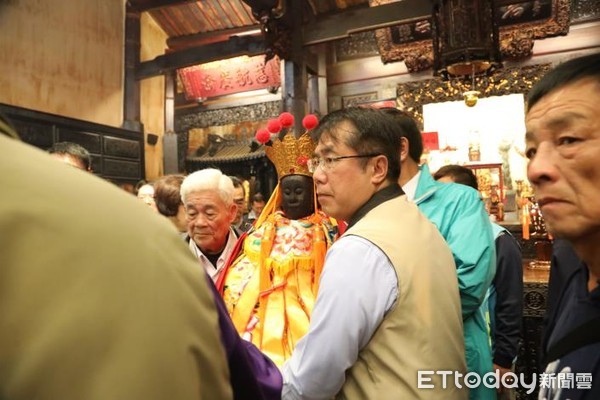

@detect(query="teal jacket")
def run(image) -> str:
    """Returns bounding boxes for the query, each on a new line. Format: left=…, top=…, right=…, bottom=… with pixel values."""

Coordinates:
left=414, top=164, right=496, bottom=400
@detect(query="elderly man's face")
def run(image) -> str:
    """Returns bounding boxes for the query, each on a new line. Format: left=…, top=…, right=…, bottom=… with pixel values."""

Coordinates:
left=525, top=77, right=600, bottom=242
left=184, top=190, right=236, bottom=254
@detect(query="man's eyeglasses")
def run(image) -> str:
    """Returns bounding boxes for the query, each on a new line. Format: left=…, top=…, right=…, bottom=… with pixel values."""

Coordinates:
left=307, top=153, right=382, bottom=173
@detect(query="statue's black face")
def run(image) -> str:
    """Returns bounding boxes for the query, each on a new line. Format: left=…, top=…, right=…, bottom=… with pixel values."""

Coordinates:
left=280, top=175, right=314, bottom=220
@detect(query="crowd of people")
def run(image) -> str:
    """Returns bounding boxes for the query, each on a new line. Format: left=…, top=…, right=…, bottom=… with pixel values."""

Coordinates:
left=1, top=52, right=599, bottom=399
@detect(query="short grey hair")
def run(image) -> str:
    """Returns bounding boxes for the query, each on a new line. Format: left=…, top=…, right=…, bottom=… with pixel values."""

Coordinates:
left=180, top=168, right=234, bottom=205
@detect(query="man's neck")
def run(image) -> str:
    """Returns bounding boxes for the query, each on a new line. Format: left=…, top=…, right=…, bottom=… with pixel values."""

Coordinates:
left=398, top=160, right=420, bottom=187
left=202, top=234, right=230, bottom=269
left=347, top=183, right=403, bottom=229
left=205, top=250, right=223, bottom=269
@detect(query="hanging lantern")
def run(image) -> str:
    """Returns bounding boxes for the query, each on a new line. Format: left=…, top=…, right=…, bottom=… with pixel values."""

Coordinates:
left=432, top=0, right=502, bottom=80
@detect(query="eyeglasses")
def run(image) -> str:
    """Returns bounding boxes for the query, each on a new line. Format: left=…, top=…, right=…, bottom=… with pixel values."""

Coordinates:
left=307, top=153, right=382, bottom=173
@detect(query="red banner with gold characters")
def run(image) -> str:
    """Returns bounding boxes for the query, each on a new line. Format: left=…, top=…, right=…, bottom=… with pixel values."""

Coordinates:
left=178, top=55, right=281, bottom=101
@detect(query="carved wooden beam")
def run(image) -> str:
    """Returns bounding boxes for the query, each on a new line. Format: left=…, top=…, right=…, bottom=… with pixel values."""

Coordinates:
left=126, top=0, right=198, bottom=13
left=167, top=25, right=262, bottom=50
left=303, top=0, right=431, bottom=45
left=135, top=0, right=433, bottom=79
left=136, top=35, right=266, bottom=80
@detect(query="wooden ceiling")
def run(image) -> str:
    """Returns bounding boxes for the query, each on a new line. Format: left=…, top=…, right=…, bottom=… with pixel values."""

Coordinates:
left=127, top=0, right=373, bottom=50
left=129, top=0, right=432, bottom=79
left=127, top=0, right=599, bottom=73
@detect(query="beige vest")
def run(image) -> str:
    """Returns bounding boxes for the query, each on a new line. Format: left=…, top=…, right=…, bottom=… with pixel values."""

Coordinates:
left=339, top=195, right=467, bottom=400
left=0, top=135, right=233, bottom=400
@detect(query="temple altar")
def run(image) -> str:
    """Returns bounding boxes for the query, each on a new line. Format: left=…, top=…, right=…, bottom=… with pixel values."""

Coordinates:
left=501, top=221, right=550, bottom=400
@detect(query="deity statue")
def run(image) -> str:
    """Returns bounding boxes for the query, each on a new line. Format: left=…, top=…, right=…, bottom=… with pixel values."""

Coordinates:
left=489, top=184, right=504, bottom=222
left=217, top=113, right=338, bottom=367
left=522, top=195, right=552, bottom=269
left=498, top=138, right=514, bottom=191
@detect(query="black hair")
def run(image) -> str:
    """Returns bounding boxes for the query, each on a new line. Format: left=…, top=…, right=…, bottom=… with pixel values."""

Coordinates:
left=527, top=52, right=600, bottom=112
left=379, top=108, right=424, bottom=164
left=433, top=164, right=479, bottom=190
left=48, top=142, right=92, bottom=171
left=251, top=193, right=265, bottom=203
left=311, top=107, right=401, bottom=182
left=229, top=176, right=245, bottom=196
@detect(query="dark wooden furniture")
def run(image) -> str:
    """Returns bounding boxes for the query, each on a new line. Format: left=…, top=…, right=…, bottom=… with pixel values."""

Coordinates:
left=501, top=222, right=549, bottom=399
left=1, top=103, right=145, bottom=186
left=517, top=264, right=549, bottom=400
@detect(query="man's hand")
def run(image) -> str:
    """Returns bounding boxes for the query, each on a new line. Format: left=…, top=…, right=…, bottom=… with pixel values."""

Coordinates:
left=242, top=314, right=259, bottom=342
left=494, top=363, right=513, bottom=394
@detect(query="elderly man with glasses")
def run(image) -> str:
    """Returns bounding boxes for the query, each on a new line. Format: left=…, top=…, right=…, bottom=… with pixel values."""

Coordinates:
left=281, top=107, right=467, bottom=400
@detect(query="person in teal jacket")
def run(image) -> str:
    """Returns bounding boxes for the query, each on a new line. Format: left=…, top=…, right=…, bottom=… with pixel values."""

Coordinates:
left=383, top=108, right=497, bottom=400
left=435, top=164, right=523, bottom=399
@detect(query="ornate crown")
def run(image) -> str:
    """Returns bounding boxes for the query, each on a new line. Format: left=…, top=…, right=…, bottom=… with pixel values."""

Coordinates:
left=256, top=112, right=319, bottom=179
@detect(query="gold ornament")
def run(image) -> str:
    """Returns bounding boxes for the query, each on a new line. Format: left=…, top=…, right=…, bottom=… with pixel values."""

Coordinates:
left=463, top=90, right=480, bottom=107
left=265, top=131, right=316, bottom=179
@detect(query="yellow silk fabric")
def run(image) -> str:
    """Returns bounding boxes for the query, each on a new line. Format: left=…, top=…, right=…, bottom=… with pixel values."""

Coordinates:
left=223, top=210, right=333, bottom=367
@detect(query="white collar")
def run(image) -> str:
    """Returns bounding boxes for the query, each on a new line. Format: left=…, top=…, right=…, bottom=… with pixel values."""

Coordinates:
left=188, top=228, right=238, bottom=282
left=402, top=170, right=421, bottom=201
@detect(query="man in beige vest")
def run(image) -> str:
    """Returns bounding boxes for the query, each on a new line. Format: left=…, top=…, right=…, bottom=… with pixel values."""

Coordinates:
left=282, top=107, right=467, bottom=399
left=0, top=120, right=232, bottom=400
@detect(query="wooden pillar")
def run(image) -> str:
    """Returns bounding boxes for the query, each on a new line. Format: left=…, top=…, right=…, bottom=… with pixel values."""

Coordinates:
left=163, top=70, right=178, bottom=174
left=282, top=0, right=307, bottom=137
left=123, top=8, right=143, bottom=133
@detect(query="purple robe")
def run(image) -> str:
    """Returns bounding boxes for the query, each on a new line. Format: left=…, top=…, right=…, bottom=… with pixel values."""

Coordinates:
left=206, top=274, right=283, bottom=400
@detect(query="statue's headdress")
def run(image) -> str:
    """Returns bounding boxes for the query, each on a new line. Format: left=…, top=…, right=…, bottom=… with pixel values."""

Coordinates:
left=255, top=112, right=319, bottom=179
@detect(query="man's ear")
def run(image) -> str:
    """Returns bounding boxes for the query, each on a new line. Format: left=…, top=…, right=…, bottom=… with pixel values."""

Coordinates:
left=370, top=155, right=389, bottom=185
left=400, top=137, right=410, bottom=162
left=228, top=203, right=238, bottom=223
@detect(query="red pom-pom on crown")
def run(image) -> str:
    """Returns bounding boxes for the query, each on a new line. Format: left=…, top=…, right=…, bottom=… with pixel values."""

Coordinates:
left=302, top=114, right=319, bottom=131
left=279, top=112, right=295, bottom=128
left=255, top=128, right=271, bottom=144
left=267, top=119, right=282, bottom=134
